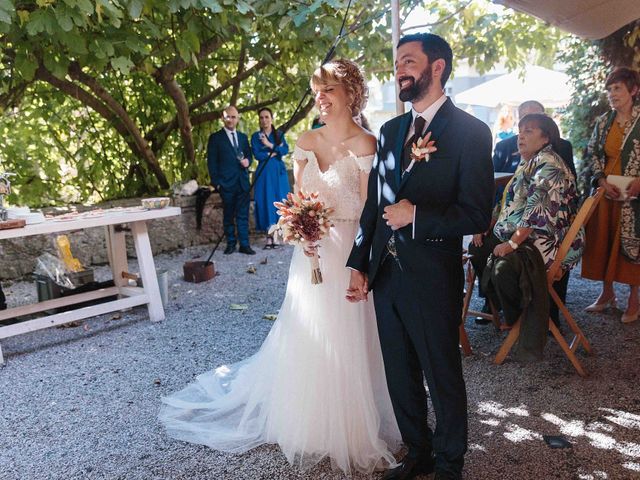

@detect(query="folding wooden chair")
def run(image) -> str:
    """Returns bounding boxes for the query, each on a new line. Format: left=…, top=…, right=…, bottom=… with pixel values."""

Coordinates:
left=494, top=188, right=605, bottom=376
left=459, top=253, right=501, bottom=356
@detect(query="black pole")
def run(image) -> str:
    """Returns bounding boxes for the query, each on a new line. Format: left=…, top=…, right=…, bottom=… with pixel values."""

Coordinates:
left=204, top=0, right=367, bottom=263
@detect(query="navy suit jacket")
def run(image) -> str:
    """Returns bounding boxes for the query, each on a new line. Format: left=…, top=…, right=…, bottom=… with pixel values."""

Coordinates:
left=493, top=135, right=576, bottom=178
left=347, top=98, right=494, bottom=289
left=207, top=128, right=253, bottom=192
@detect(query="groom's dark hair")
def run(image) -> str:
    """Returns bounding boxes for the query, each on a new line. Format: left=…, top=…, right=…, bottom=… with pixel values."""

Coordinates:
left=397, top=33, right=453, bottom=87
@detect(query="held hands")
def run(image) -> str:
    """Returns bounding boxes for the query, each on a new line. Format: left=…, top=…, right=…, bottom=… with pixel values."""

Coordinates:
left=346, top=269, right=368, bottom=303
left=382, top=199, right=414, bottom=231
left=240, top=158, right=250, bottom=168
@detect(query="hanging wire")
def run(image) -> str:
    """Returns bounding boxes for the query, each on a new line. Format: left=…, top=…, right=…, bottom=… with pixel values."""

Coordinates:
left=204, top=0, right=418, bottom=263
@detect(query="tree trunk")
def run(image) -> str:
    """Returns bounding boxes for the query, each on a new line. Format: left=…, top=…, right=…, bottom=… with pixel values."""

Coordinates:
left=66, top=63, right=169, bottom=189
left=156, top=75, right=196, bottom=177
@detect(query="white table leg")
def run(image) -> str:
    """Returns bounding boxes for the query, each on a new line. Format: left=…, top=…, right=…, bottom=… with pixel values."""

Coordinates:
left=0, top=343, right=4, bottom=365
left=130, top=220, right=165, bottom=322
left=106, top=225, right=128, bottom=288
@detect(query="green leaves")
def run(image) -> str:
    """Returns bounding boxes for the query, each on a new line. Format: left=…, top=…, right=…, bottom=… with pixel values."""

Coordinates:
left=128, top=0, right=144, bottom=19
left=0, top=0, right=13, bottom=25
left=0, top=0, right=569, bottom=207
left=14, top=53, right=38, bottom=81
left=111, top=56, right=135, bottom=74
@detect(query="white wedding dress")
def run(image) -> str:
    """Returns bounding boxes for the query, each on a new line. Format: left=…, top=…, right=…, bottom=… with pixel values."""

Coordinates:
left=159, top=146, right=401, bottom=474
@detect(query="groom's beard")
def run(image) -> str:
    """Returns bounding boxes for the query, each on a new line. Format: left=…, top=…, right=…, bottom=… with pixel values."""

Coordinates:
left=398, top=64, right=432, bottom=103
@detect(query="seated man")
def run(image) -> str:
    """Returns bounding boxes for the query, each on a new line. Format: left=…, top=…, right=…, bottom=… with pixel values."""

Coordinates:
left=470, top=114, right=583, bottom=359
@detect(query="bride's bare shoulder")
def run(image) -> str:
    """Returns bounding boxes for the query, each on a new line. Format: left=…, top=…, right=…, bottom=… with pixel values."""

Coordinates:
left=295, top=130, right=320, bottom=151
left=351, top=130, right=377, bottom=157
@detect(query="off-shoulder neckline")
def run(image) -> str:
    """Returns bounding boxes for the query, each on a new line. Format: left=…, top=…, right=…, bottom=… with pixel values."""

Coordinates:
left=294, top=146, right=374, bottom=174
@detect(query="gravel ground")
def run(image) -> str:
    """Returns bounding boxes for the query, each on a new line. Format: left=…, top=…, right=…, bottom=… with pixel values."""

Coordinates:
left=0, top=242, right=639, bottom=480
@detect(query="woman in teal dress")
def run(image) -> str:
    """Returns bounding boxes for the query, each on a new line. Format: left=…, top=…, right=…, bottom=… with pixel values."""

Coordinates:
left=251, top=108, right=290, bottom=248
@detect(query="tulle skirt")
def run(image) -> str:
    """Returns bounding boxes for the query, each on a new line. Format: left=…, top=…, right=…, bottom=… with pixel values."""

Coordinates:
left=159, top=220, right=401, bottom=474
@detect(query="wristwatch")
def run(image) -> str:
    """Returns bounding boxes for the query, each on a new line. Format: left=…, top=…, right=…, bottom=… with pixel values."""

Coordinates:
left=508, top=239, right=519, bottom=250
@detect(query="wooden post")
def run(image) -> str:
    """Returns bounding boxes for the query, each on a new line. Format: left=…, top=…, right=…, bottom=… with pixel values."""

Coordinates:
left=391, top=0, right=404, bottom=115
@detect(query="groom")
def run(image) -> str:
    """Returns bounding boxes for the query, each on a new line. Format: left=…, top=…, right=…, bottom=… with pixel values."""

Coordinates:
left=347, top=33, right=493, bottom=480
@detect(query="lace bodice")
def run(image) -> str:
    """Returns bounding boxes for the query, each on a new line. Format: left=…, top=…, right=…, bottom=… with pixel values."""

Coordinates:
left=293, top=145, right=374, bottom=222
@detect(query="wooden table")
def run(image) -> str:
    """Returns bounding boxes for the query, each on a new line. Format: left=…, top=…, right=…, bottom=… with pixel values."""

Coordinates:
left=0, top=207, right=181, bottom=364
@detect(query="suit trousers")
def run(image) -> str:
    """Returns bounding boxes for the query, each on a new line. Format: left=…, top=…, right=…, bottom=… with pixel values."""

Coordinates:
left=373, top=256, right=467, bottom=476
left=219, top=185, right=250, bottom=248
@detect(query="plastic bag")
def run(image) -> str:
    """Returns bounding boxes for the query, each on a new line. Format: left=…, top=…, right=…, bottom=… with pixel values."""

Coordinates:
left=34, top=252, right=75, bottom=289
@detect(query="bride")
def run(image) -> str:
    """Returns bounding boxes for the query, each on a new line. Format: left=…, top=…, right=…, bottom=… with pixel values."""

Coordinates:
left=159, top=59, right=401, bottom=474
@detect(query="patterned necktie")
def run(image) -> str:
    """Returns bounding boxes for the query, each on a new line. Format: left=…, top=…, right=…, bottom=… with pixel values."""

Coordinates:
left=402, top=115, right=427, bottom=172
left=231, top=131, right=239, bottom=150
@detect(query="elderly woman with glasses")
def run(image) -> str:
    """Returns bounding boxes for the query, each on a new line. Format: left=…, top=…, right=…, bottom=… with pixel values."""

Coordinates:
left=469, top=114, right=582, bottom=360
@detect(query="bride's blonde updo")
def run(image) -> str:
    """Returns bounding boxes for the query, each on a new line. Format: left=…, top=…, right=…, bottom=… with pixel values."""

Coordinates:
left=310, top=59, right=368, bottom=116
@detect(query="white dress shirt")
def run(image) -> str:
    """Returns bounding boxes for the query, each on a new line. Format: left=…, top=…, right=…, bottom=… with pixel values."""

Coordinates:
left=223, top=127, right=239, bottom=148
left=407, top=94, right=448, bottom=238
left=405, top=93, right=448, bottom=144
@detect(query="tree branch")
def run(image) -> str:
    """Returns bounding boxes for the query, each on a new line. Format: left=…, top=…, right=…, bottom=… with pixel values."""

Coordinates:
left=146, top=56, right=277, bottom=146
left=155, top=35, right=227, bottom=78
left=230, top=41, right=247, bottom=106
left=190, top=54, right=279, bottom=111
left=190, top=98, right=281, bottom=128
left=157, top=76, right=196, bottom=174
left=66, top=62, right=169, bottom=188
left=277, top=97, right=316, bottom=132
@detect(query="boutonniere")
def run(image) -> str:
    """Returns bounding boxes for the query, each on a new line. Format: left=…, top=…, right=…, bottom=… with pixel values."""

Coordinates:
left=406, top=131, right=437, bottom=173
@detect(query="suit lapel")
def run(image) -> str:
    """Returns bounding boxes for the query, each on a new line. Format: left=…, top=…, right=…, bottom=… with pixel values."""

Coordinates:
left=394, top=112, right=413, bottom=188
left=219, top=129, right=231, bottom=150
left=398, top=98, right=453, bottom=192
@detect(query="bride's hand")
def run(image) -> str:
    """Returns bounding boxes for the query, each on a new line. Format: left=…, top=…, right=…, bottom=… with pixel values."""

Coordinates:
left=302, top=242, right=318, bottom=257
left=346, top=269, right=368, bottom=303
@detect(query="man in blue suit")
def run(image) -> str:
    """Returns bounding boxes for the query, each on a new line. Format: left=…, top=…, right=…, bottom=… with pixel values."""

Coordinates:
left=348, top=33, right=493, bottom=480
left=207, top=105, right=256, bottom=255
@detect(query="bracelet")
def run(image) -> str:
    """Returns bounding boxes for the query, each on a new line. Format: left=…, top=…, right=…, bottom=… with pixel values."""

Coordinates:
left=508, top=239, right=519, bottom=250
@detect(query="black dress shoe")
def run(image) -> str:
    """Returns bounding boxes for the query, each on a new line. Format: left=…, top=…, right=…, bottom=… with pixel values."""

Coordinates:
left=382, top=454, right=435, bottom=480
left=238, top=246, right=256, bottom=255
left=223, top=245, right=235, bottom=255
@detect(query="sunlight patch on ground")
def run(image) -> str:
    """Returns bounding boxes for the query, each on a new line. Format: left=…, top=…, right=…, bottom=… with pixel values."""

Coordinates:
left=541, top=412, right=640, bottom=457
left=502, top=423, right=542, bottom=442
left=477, top=400, right=510, bottom=418
left=576, top=469, right=608, bottom=479
left=622, top=462, right=640, bottom=471
left=468, top=443, right=487, bottom=452
left=480, top=418, right=500, bottom=427
left=599, top=408, right=640, bottom=430
left=475, top=401, right=639, bottom=477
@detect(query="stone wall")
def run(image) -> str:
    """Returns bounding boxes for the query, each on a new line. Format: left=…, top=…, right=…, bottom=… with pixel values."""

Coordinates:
left=0, top=193, right=254, bottom=280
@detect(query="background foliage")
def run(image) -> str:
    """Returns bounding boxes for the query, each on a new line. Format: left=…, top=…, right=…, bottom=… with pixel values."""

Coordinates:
left=561, top=19, right=640, bottom=193
left=0, top=0, right=570, bottom=206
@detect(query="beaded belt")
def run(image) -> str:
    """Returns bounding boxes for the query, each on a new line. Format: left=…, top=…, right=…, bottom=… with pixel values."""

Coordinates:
left=386, top=234, right=398, bottom=258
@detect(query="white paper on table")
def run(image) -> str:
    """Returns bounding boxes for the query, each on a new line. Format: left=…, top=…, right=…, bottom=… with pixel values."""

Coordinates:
left=606, top=175, right=637, bottom=201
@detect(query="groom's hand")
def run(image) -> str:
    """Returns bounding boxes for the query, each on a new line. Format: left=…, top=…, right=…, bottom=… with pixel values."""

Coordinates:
left=382, top=199, right=414, bottom=230
left=346, top=269, right=368, bottom=303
